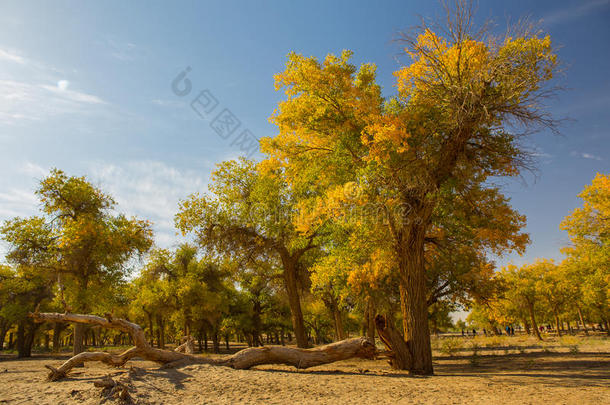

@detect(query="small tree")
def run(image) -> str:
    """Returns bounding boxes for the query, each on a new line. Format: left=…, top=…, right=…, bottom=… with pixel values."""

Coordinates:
left=1, top=169, right=153, bottom=355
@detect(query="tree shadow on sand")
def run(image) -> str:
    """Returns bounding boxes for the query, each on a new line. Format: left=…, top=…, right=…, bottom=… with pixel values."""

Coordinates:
left=436, top=351, right=610, bottom=388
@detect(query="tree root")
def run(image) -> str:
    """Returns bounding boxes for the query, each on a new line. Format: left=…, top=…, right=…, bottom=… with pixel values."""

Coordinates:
left=94, top=375, right=133, bottom=404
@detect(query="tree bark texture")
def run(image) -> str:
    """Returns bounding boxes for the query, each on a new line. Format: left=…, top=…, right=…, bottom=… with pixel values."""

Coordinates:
left=30, top=312, right=376, bottom=381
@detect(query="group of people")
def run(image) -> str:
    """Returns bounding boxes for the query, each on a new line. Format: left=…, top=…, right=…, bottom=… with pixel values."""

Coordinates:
left=461, top=326, right=517, bottom=337
left=461, top=329, right=478, bottom=336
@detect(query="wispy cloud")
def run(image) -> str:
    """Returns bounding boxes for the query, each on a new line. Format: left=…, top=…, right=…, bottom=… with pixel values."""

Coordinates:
left=531, top=151, right=552, bottom=158
left=571, top=151, right=604, bottom=161
left=0, top=45, right=108, bottom=125
left=90, top=160, right=209, bottom=248
left=0, top=79, right=106, bottom=125
left=21, top=161, right=48, bottom=178
left=0, top=48, right=26, bottom=65
left=151, top=98, right=184, bottom=108
left=0, top=188, right=39, bottom=219
left=1, top=160, right=209, bottom=250
left=106, top=39, right=139, bottom=61
left=542, top=0, right=610, bottom=26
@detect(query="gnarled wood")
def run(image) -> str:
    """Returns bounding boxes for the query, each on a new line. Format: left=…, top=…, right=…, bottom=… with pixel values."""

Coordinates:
left=31, top=312, right=208, bottom=380
left=175, top=336, right=195, bottom=354
left=30, top=311, right=377, bottom=380
left=375, top=314, right=413, bottom=371
left=226, top=337, right=376, bottom=369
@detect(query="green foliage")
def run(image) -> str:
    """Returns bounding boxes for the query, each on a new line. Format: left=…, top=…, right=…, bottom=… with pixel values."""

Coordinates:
left=439, top=338, right=464, bottom=357
left=1, top=169, right=153, bottom=313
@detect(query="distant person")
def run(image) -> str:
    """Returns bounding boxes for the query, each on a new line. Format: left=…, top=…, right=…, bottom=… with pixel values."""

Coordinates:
left=472, top=328, right=476, bottom=336
left=505, top=326, right=510, bottom=335
left=483, top=328, right=487, bottom=336
left=510, top=326, right=515, bottom=336
left=462, top=329, right=465, bottom=336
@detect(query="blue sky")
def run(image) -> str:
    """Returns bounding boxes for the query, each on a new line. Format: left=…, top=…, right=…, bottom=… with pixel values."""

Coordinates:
left=0, top=0, right=608, bottom=268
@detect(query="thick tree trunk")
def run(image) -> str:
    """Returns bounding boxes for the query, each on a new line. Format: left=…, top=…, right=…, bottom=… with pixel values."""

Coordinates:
left=73, top=323, right=86, bottom=356
left=30, top=312, right=376, bottom=381
left=397, top=226, right=433, bottom=375
left=325, top=295, right=345, bottom=341
left=527, top=300, right=543, bottom=341
left=212, top=331, right=220, bottom=354
left=252, top=301, right=263, bottom=346
left=157, top=316, right=165, bottom=349
left=366, top=297, right=376, bottom=344
left=282, top=258, right=308, bottom=348
left=333, top=308, right=345, bottom=341
left=0, top=325, right=8, bottom=351
left=16, top=322, right=26, bottom=358
left=52, top=322, right=64, bottom=352
left=145, top=311, right=154, bottom=346
left=521, top=318, right=531, bottom=335
left=554, top=311, right=562, bottom=337
left=17, top=321, right=39, bottom=358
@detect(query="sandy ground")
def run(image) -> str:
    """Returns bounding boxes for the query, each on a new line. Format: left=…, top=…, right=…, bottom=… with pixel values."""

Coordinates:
left=0, top=348, right=609, bottom=404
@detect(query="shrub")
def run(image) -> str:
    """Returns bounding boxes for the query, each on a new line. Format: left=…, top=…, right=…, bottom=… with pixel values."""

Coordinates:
left=440, top=338, right=464, bottom=357
left=559, top=336, right=580, bottom=353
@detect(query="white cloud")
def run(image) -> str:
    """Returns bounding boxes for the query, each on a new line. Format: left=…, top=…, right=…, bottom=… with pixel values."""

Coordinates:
left=0, top=48, right=26, bottom=64
left=571, top=151, right=603, bottom=161
left=542, top=0, right=610, bottom=26
left=0, top=160, right=208, bottom=251
left=581, top=152, right=603, bottom=161
left=89, top=160, right=210, bottom=248
left=21, top=161, right=48, bottom=178
left=151, top=98, right=184, bottom=108
left=0, top=79, right=107, bottom=125
left=0, top=188, right=39, bottom=219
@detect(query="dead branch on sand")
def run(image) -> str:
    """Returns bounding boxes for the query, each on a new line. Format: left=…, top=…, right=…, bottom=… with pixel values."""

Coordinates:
left=30, top=312, right=377, bottom=381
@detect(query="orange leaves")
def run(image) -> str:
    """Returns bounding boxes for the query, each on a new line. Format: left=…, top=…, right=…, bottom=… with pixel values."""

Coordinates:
left=362, top=113, right=413, bottom=164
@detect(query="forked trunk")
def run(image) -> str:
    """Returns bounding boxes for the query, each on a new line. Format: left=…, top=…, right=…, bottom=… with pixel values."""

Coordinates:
left=554, top=311, right=562, bottom=337
left=527, top=300, right=543, bottom=341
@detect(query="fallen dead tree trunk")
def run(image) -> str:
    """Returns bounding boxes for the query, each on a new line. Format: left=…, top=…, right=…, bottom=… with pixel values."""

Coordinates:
left=30, top=312, right=377, bottom=381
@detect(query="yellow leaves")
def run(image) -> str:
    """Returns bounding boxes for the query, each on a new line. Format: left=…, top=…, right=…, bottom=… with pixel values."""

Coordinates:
left=362, top=114, right=413, bottom=163
left=345, top=247, right=395, bottom=293
left=395, top=29, right=490, bottom=100
left=561, top=173, right=610, bottom=240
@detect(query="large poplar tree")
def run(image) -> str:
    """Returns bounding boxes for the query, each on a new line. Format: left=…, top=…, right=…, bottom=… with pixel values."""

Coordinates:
left=261, top=2, right=559, bottom=373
